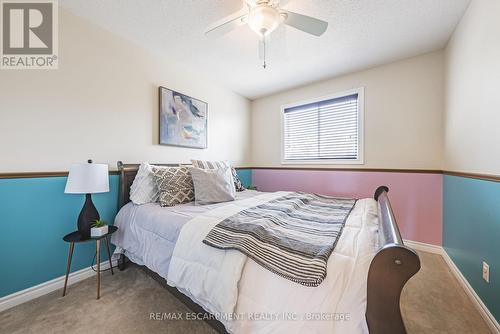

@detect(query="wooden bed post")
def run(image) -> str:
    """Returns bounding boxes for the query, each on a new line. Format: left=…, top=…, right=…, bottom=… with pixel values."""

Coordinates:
left=117, top=161, right=127, bottom=210
left=366, top=186, right=421, bottom=334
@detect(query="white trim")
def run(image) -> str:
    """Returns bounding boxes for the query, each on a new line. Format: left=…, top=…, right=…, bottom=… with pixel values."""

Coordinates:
left=404, top=240, right=500, bottom=334
left=280, top=87, right=365, bottom=165
left=441, top=251, right=500, bottom=334
left=3, top=242, right=499, bottom=334
left=0, top=260, right=117, bottom=313
left=403, top=239, right=444, bottom=255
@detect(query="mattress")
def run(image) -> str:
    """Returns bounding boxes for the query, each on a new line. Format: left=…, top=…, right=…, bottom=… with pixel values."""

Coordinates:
left=111, top=190, right=263, bottom=278
left=112, top=190, right=379, bottom=333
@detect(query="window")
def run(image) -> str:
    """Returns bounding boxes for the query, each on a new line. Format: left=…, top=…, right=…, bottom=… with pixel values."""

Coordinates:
left=282, top=88, right=364, bottom=164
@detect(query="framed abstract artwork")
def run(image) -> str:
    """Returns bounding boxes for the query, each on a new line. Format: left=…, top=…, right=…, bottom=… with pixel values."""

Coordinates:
left=159, top=86, right=208, bottom=149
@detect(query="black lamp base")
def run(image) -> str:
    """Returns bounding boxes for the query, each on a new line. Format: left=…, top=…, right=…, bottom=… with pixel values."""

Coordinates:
left=77, top=193, right=100, bottom=240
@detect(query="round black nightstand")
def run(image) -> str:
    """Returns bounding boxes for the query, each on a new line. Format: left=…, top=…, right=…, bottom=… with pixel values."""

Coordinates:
left=62, top=226, right=118, bottom=299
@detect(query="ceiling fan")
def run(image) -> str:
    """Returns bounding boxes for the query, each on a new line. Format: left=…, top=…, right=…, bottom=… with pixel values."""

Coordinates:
left=205, top=0, right=328, bottom=68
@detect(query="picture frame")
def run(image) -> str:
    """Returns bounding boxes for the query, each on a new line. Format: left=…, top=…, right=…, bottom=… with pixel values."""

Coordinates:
left=159, top=86, right=208, bottom=149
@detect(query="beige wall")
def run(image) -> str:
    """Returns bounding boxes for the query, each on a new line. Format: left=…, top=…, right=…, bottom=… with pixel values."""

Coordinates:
left=0, top=9, right=251, bottom=172
left=250, top=51, right=445, bottom=169
left=444, top=0, right=500, bottom=175
left=9, top=5, right=495, bottom=174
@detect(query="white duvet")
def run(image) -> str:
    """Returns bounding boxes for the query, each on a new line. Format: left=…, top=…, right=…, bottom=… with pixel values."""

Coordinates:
left=167, top=192, right=379, bottom=334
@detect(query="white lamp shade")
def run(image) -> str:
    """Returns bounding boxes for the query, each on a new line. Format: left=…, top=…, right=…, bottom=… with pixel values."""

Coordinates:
left=248, top=5, right=281, bottom=36
left=64, top=163, right=110, bottom=194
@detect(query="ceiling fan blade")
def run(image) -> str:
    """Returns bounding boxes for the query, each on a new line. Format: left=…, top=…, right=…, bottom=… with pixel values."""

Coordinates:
left=205, top=11, right=248, bottom=38
left=281, top=10, right=328, bottom=36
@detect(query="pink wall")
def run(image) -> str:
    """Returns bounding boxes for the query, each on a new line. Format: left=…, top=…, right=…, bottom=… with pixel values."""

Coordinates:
left=252, top=169, right=443, bottom=246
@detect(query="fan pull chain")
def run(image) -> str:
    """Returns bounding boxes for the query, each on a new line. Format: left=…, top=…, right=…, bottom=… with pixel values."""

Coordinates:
left=263, top=38, right=267, bottom=69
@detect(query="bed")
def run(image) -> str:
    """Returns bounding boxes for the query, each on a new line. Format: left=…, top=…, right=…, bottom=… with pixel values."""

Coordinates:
left=112, top=162, right=420, bottom=334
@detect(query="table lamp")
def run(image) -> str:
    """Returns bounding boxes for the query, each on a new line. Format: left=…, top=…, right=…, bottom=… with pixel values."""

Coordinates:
left=65, top=160, right=110, bottom=239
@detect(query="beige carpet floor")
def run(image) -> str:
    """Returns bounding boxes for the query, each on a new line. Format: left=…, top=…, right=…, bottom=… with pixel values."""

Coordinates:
left=0, top=251, right=492, bottom=334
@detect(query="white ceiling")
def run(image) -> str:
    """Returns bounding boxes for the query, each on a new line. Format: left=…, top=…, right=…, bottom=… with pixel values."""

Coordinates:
left=60, top=0, right=470, bottom=100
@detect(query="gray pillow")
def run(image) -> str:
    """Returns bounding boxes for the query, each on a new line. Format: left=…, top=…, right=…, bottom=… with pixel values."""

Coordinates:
left=190, top=159, right=246, bottom=192
left=189, top=166, right=236, bottom=205
left=152, top=166, right=195, bottom=207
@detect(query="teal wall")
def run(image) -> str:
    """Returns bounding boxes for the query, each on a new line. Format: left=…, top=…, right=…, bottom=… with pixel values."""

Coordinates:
left=0, top=169, right=250, bottom=298
left=236, top=169, right=252, bottom=188
left=443, top=175, right=500, bottom=321
left=2, top=169, right=498, bottom=324
left=0, top=175, right=119, bottom=297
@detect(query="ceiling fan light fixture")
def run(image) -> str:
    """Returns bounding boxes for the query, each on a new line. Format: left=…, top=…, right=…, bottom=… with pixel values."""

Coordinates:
left=248, top=5, right=281, bottom=37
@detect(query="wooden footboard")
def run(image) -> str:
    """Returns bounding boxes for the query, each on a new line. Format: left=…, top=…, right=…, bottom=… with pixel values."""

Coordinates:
left=366, top=186, right=421, bottom=334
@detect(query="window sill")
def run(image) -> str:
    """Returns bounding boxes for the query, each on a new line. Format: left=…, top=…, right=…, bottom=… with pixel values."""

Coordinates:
left=281, top=159, right=365, bottom=165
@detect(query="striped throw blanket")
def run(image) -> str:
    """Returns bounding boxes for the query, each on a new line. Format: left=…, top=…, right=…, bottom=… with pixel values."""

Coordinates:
left=203, top=193, right=357, bottom=287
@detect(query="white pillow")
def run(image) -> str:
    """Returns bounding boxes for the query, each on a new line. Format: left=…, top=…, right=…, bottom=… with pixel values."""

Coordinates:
left=130, top=162, right=159, bottom=205
left=189, top=166, right=236, bottom=205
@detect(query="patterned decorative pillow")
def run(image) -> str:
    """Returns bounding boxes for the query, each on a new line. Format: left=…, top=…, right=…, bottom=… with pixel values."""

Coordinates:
left=130, top=162, right=159, bottom=205
left=189, top=166, right=236, bottom=205
left=190, top=159, right=246, bottom=192
left=152, top=166, right=195, bottom=207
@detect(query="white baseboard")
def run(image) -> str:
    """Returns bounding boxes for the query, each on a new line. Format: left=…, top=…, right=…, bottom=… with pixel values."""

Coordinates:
left=404, top=240, right=500, bottom=334
left=441, top=250, right=500, bottom=334
left=0, top=259, right=117, bottom=313
left=2, top=242, right=499, bottom=333
left=403, top=239, right=445, bottom=255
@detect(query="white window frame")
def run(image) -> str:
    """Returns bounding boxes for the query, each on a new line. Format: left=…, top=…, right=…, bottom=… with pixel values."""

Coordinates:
left=280, top=87, right=364, bottom=165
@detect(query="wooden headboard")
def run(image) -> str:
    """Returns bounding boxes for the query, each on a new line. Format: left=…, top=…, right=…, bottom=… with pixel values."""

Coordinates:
left=116, top=162, right=420, bottom=334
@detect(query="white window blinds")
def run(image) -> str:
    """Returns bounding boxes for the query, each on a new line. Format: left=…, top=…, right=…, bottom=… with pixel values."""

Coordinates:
left=283, top=93, right=360, bottom=161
